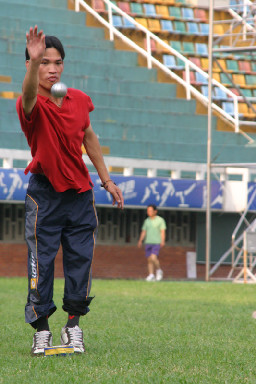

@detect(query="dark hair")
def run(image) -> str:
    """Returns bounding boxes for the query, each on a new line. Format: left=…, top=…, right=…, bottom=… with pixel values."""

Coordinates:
left=25, top=35, right=65, bottom=60
left=147, top=204, right=157, bottom=211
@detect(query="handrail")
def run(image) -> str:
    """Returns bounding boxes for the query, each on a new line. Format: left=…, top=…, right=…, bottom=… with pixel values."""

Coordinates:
left=74, top=0, right=245, bottom=133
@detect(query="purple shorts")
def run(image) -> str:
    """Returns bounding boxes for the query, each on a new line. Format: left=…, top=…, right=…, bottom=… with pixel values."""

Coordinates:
left=145, top=244, right=161, bottom=258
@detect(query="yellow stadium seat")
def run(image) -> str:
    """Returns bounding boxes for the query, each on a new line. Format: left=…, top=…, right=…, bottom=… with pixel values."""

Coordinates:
left=156, top=5, right=169, bottom=18
left=201, top=58, right=209, bottom=71
left=135, top=18, right=148, bottom=29
left=213, top=59, right=227, bottom=72
left=232, top=73, right=245, bottom=86
left=238, top=102, right=249, bottom=115
left=147, top=19, right=161, bottom=33
left=213, top=24, right=225, bottom=35
left=212, top=72, right=220, bottom=82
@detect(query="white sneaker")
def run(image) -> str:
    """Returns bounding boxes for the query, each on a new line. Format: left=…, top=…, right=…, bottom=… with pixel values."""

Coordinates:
left=146, top=274, right=155, bottom=282
left=31, top=330, right=53, bottom=356
left=156, top=269, right=163, bottom=281
left=61, top=325, right=85, bottom=353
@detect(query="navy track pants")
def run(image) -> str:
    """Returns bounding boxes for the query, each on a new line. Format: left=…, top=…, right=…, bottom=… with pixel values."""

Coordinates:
left=24, top=174, right=98, bottom=328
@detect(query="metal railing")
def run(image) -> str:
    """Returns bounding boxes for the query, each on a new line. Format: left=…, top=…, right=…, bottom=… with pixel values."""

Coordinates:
left=74, top=0, right=245, bottom=133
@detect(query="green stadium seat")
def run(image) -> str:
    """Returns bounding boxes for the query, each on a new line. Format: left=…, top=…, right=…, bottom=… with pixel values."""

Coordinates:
left=245, top=75, right=256, bottom=87
left=170, top=40, right=182, bottom=52
left=130, top=3, right=143, bottom=15
left=220, top=73, right=233, bottom=86
left=173, top=21, right=187, bottom=34
left=226, top=60, right=239, bottom=72
left=169, top=6, right=182, bottom=19
left=183, top=42, right=195, bottom=54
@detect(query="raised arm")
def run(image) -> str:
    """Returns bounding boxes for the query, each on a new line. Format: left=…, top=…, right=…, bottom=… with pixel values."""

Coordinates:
left=83, top=124, right=124, bottom=209
left=22, top=26, right=45, bottom=116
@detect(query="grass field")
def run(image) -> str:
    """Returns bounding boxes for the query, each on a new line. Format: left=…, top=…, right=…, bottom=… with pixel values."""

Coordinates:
left=1, top=278, right=256, bottom=384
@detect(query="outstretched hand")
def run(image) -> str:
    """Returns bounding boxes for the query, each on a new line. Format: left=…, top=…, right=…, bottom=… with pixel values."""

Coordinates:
left=26, top=25, right=45, bottom=62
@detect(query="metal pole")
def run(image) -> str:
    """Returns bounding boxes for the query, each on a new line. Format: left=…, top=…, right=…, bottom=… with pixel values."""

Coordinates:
left=206, top=0, right=214, bottom=281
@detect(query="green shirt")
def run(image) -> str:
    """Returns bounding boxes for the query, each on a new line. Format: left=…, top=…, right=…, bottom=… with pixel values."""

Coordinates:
left=142, top=215, right=166, bottom=244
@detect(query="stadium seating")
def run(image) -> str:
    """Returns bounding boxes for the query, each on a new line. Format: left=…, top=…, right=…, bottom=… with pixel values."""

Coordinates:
left=1, top=0, right=256, bottom=168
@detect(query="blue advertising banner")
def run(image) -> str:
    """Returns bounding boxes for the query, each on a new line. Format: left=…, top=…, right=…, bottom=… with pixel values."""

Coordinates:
left=0, top=168, right=223, bottom=209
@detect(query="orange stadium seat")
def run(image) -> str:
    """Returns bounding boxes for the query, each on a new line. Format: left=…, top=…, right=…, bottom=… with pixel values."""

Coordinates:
left=238, top=61, right=252, bottom=73
left=118, top=2, right=131, bottom=14
left=194, top=8, right=207, bottom=22
left=182, top=70, right=196, bottom=84
left=92, top=0, right=105, bottom=12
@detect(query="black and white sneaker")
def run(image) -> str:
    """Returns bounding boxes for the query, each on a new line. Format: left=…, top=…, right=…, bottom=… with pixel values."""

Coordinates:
left=60, top=326, right=85, bottom=353
left=31, top=330, right=53, bottom=356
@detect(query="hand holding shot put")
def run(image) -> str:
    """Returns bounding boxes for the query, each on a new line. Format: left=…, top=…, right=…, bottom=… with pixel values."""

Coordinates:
left=16, top=25, right=124, bottom=357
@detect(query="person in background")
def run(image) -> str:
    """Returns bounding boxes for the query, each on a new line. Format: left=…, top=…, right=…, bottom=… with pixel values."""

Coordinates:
left=138, top=205, right=166, bottom=281
left=16, top=26, right=124, bottom=356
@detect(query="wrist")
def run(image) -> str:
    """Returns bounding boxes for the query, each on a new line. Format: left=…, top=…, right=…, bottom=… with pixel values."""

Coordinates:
left=101, top=179, right=116, bottom=189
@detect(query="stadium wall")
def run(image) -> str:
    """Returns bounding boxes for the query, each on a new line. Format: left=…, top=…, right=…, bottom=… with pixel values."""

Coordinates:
left=0, top=238, right=231, bottom=280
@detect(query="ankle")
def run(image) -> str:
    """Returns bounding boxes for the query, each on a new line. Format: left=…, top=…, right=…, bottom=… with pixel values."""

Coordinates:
left=36, top=316, right=49, bottom=332
left=66, top=314, right=80, bottom=328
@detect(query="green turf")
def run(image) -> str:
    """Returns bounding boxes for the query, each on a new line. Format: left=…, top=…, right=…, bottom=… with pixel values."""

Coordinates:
left=1, top=278, right=256, bottom=383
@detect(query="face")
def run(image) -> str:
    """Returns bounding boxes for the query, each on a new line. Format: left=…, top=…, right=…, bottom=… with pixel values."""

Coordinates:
left=26, top=48, right=64, bottom=94
left=147, top=206, right=157, bottom=218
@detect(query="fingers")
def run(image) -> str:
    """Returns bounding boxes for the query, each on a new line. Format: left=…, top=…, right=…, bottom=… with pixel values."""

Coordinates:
left=110, top=187, right=124, bottom=209
left=26, top=25, right=44, bottom=43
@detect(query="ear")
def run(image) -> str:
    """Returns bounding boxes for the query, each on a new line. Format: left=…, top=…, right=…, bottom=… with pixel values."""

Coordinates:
left=25, top=60, right=30, bottom=70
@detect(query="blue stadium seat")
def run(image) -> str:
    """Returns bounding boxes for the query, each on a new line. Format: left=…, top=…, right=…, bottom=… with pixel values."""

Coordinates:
left=195, top=43, right=208, bottom=56
left=187, top=22, right=199, bottom=35
left=199, top=23, right=209, bottom=35
left=163, top=55, right=184, bottom=70
left=144, top=4, right=157, bottom=16
left=112, top=15, right=123, bottom=27
left=161, top=20, right=173, bottom=32
left=181, top=7, right=194, bottom=20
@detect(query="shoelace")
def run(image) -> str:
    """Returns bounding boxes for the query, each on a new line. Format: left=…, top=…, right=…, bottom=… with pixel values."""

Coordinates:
left=35, top=331, right=51, bottom=348
left=67, top=326, right=83, bottom=346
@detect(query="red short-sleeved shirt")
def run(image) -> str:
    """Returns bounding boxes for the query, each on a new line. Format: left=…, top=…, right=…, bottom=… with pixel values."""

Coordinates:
left=16, top=88, right=94, bottom=193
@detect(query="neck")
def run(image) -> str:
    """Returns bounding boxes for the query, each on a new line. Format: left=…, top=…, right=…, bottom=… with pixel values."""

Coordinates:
left=38, top=85, right=63, bottom=106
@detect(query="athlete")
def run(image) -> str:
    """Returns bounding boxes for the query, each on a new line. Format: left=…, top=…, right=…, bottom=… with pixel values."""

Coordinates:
left=138, top=205, right=166, bottom=281
left=16, top=26, right=124, bottom=356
